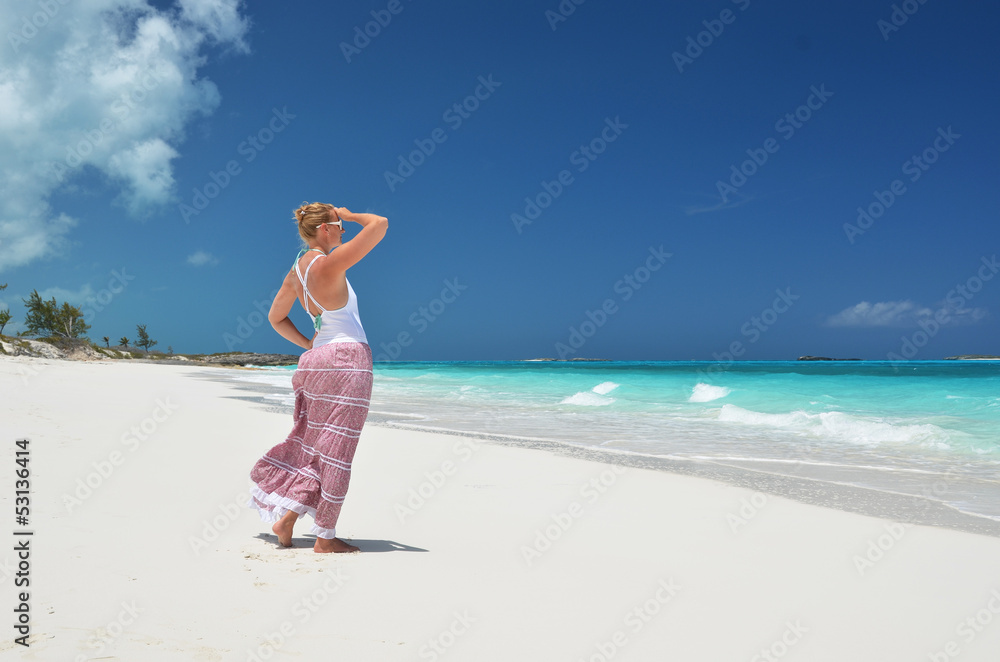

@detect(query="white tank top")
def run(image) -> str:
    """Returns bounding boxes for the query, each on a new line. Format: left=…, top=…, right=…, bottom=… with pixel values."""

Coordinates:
left=293, top=249, right=368, bottom=347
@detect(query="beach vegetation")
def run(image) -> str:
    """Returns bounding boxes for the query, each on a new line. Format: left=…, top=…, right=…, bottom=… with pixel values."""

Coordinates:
left=89, top=342, right=116, bottom=358
left=135, top=324, right=158, bottom=354
left=21, top=290, right=91, bottom=338
left=0, top=309, right=11, bottom=335
left=120, top=337, right=130, bottom=348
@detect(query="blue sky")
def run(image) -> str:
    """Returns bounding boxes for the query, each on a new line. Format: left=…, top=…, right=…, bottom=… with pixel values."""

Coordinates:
left=1, top=0, right=998, bottom=360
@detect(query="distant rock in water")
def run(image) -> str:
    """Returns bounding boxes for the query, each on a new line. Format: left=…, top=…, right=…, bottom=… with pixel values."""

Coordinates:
left=797, top=356, right=862, bottom=361
left=524, top=357, right=610, bottom=362
left=944, top=355, right=1000, bottom=360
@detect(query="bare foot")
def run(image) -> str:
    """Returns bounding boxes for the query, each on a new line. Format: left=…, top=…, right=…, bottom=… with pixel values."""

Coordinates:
left=314, top=537, right=360, bottom=554
left=271, top=510, right=298, bottom=548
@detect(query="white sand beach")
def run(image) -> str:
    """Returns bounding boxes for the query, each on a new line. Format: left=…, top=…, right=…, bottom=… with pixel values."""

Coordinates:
left=1, top=356, right=1000, bottom=661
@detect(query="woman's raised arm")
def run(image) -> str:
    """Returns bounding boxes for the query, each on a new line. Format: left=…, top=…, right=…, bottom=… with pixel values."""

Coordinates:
left=322, top=207, right=388, bottom=271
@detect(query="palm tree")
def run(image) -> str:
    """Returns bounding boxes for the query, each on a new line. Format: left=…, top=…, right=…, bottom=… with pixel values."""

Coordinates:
left=0, top=284, right=10, bottom=335
left=103, top=336, right=110, bottom=348
left=135, top=324, right=157, bottom=354
left=120, top=336, right=129, bottom=348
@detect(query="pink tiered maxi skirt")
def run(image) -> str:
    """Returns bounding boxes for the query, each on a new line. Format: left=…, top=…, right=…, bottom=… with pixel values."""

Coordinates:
left=248, top=342, right=372, bottom=539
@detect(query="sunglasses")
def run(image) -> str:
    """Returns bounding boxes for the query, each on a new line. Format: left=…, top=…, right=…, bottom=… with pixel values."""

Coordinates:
left=323, top=220, right=343, bottom=230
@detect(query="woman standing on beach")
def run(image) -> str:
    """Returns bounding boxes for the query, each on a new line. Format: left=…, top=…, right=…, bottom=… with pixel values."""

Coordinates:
left=248, top=202, right=387, bottom=553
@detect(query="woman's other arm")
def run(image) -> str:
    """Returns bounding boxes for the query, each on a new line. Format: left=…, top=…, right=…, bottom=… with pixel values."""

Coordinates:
left=268, top=271, right=313, bottom=350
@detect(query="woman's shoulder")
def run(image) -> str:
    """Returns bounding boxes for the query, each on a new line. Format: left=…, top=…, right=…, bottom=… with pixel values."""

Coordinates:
left=310, top=252, right=348, bottom=277
left=283, top=263, right=303, bottom=286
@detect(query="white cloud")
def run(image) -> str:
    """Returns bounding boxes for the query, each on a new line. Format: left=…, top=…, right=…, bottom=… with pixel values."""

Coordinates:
left=0, top=0, right=250, bottom=271
left=37, top=284, right=98, bottom=307
left=186, top=250, right=218, bottom=266
left=826, top=300, right=987, bottom=328
left=0, top=212, right=77, bottom=269
left=178, top=0, right=251, bottom=52
left=826, top=300, right=924, bottom=327
left=3, top=284, right=97, bottom=310
left=107, top=138, right=181, bottom=214
left=684, top=196, right=752, bottom=216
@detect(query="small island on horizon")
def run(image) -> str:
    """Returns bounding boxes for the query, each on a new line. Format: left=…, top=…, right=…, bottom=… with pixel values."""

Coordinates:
left=797, top=356, right=862, bottom=361
left=797, top=355, right=1000, bottom=361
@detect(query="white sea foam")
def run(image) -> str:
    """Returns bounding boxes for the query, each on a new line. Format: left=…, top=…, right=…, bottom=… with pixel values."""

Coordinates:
left=560, top=381, right=620, bottom=406
left=560, top=391, right=615, bottom=406
left=592, top=381, right=620, bottom=395
left=689, top=383, right=731, bottom=403
left=716, top=404, right=950, bottom=448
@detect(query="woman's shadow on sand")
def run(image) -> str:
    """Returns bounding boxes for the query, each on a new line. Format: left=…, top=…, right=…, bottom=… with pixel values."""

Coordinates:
left=254, top=533, right=428, bottom=552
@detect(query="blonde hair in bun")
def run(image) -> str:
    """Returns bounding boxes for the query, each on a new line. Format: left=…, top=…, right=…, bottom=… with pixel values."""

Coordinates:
left=294, top=202, right=336, bottom=243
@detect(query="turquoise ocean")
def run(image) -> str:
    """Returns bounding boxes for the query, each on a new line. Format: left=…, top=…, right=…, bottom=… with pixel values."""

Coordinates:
left=226, top=360, right=1000, bottom=523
